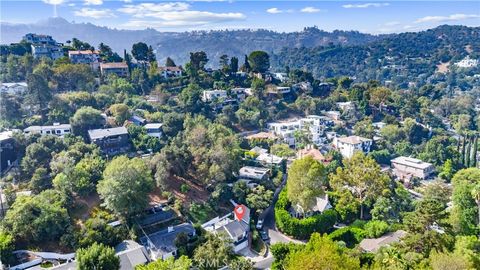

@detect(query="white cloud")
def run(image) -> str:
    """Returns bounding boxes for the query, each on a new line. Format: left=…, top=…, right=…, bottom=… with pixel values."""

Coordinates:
left=266, top=7, right=293, bottom=14
left=123, top=0, right=132, bottom=2
left=266, top=8, right=282, bottom=14
left=342, top=3, right=389, bottom=9
left=301, top=7, right=321, bottom=13
left=68, top=3, right=76, bottom=7
left=42, top=0, right=66, bottom=5
left=84, top=0, right=103, bottom=5
left=74, top=8, right=116, bottom=18
left=415, top=13, right=480, bottom=23
left=118, top=2, right=245, bottom=28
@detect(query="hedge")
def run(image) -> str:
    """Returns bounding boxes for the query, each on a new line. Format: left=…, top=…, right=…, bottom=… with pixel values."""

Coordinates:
left=274, top=190, right=337, bottom=240
left=328, top=226, right=366, bottom=248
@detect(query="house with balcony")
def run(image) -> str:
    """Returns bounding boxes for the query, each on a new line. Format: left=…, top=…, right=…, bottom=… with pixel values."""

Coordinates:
left=100, top=62, right=129, bottom=77
left=202, top=90, right=227, bottom=102
left=333, top=135, right=372, bottom=158
left=24, top=123, right=71, bottom=136
left=268, top=115, right=331, bottom=147
left=391, top=156, right=435, bottom=181
left=88, top=127, right=130, bottom=156
left=159, top=66, right=183, bottom=78
left=68, top=50, right=100, bottom=69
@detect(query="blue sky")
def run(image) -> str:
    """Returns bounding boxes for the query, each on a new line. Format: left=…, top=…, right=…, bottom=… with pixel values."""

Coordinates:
left=1, top=1, right=479, bottom=33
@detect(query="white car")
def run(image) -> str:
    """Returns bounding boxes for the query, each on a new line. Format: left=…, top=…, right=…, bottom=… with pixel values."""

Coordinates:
left=256, top=219, right=264, bottom=230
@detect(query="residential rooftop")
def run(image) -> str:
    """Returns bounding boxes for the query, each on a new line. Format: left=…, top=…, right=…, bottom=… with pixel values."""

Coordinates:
left=88, top=126, right=128, bottom=140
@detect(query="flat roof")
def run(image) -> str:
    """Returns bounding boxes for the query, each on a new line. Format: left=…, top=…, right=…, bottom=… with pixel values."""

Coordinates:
left=337, top=135, right=371, bottom=145
left=144, top=123, right=163, bottom=129
left=391, top=156, right=433, bottom=169
left=88, top=126, right=128, bottom=140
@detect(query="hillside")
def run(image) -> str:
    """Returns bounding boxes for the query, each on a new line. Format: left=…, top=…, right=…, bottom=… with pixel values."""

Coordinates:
left=271, top=25, right=480, bottom=88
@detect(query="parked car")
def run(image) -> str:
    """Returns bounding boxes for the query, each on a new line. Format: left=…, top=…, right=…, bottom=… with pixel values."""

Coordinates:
left=256, top=219, right=264, bottom=230
left=259, top=230, right=269, bottom=242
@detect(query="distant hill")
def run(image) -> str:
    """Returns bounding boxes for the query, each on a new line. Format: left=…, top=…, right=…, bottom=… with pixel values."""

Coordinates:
left=271, top=25, right=480, bottom=88
left=1, top=17, right=382, bottom=66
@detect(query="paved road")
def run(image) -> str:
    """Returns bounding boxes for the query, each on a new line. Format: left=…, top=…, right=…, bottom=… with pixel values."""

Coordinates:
left=254, top=174, right=303, bottom=269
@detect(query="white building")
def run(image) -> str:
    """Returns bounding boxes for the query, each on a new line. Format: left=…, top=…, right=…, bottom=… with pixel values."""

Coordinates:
left=333, top=135, right=372, bottom=158
left=144, top=123, right=163, bottom=139
left=238, top=166, right=270, bottom=181
left=68, top=50, right=100, bottom=69
left=24, top=123, right=71, bottom=136
left=272, top=72, right=288, bottom=82
left=267, top=115, right=331, bottom=147
left=256, top=153, right=284, bottom=166
left=202, top=90, right=227, bottom=102
left=1, top=82, right=27, bottom=94
left=455, top=56, right=479, bottom=68
left=31, top=44, right=64, bottom=60
left=100, top=62, right=129, bottom=77
left=391, top=156, right=435, bottom=180
left=159, top=66, right=183, bottom=78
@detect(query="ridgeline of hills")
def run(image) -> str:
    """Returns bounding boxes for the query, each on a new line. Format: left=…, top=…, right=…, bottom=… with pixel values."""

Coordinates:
left=2, top=18, right=479, bottom=88
left=271, top=25, right=480, bottom=87
left=1, top=17, right=382, bottom=64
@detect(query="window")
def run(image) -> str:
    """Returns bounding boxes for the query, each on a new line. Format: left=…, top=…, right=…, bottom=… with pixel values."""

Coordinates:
left=56, top=130, right=61, bottom=134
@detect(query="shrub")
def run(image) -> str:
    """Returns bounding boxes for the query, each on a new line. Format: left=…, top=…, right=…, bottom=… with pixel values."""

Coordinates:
left=364, top=220, right=389, bottom=238
left=328, top=227, right=366, bottom=248
left=180, top=184, right=190, bottom=193
left=274, top=190, right=337, bottom=239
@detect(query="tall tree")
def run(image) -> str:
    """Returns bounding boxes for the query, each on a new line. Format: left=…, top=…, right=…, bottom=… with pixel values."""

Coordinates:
left=451, top=168, right=480, bottom=235
left=330, top=152, right=390, bottom=219
left=248, top=51, right=270, bottom=73
left=97, top=156, right=154, bottom=217
left=189, top=51, right=209, bottom=71
left=70, top=106, right=105, bottom=140
left=287, top=156, right=327, bottom=212
left=131, top=42, right=149, bottom=62
left=25, top=73, right=52, bottom=118
left=230, top=56, right=239, bottom=73
left=165, top=57, right=176, bottom=67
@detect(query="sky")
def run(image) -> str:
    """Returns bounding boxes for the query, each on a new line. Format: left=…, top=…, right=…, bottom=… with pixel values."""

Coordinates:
left=1, top=0, right=479, bottom=34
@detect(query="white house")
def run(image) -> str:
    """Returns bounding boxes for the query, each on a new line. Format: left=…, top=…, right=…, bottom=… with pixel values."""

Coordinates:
left=238, top=166, right=270, bottom=181
left=202, top=90, right=227, bottom=102
left=391, top=156, right=435, bottom=180
left=267, top=115, right=331, bottom=147
left=1, top=82, right=28, bottom=94
left=144, top=123, right=163, bottom=139
left=159, top=66, right=183, bottom=78
left=202, top=205, right=250, bottom=253
left=24, top=123, right=71, bottom=136
left=333, top=135, right=372, bottom=158
left=256, top=153, right=284, bottom=166
left=272, top=72, right=288, bottom=82
left=68, top=50, right=100, bottom=69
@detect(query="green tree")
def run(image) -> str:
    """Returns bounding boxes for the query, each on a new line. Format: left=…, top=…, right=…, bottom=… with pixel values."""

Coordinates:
left=25, top=73, right=52, bottom=118
left=0, top=232, right=15, bottom=265
left=193, top=234, right=233, bottom=270
left=246, top=185, right=273, bottom=213
left=283, top=233, right=360, bottom=270
left=109, top=104, right=131, bottom=126
left=76, top=242, right=120, bottom=270
left=131, top=42, right=149, bottom=62
left=189, top=51, right=208, bottom=71
left=353, top=118, right=375, bottom=139
left=70, top=106, right=105, bottom=140
left=330, top=152, right=390, bottom=219
left=2, top=190, right=69, bottom=243
left=97, top=156, right=154, bottom=217
left=450, top=168, right=480, bottom=235
left=230, top=56, right=239, bottom=73
left=248, top=51, right=270, bottom=73
left=287, top=156, right=327, bottom=213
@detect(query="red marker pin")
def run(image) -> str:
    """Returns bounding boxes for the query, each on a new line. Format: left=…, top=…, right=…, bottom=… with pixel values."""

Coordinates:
left=234, top=204, right=246, bottom=221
